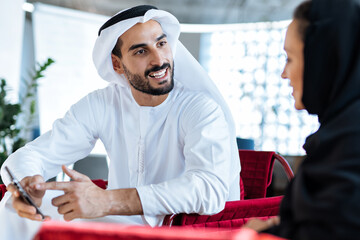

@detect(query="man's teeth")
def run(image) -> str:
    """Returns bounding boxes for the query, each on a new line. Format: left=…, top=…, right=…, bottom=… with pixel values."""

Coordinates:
left=150, top=69, right=166, bottom=78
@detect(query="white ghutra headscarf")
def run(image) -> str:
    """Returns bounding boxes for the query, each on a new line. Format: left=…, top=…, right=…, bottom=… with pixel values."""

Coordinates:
left=92, top=5, right=240, bottom=179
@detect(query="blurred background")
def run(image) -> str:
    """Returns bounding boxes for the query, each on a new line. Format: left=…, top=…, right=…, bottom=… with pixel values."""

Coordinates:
left=0, top=0, right=316, bottom=190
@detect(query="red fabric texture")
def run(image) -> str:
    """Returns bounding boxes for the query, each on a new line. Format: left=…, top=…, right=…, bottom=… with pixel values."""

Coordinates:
left=33, top=220, right=284, bottom=240
left=170, top=196, right=282, bottom=229
left=239, top=150, right=275, bottom=199
left=0, top=184, right=6, bottom=200
left=92, top=179, right=108, bottom=189
left=240, top=176, right=245, bottom=200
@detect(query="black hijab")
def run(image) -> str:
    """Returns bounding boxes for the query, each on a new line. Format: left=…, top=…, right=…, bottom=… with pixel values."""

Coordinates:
left=267, top=0, right=360, bottom=239
left=302, top=0, right=360, bottom=124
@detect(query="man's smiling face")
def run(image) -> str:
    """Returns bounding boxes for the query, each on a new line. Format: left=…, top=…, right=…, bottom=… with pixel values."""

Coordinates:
left=112, top=20, right=174, bottom=96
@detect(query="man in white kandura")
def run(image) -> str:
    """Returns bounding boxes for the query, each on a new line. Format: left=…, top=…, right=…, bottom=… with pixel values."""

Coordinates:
left=0, top=5, right=240, bottom=240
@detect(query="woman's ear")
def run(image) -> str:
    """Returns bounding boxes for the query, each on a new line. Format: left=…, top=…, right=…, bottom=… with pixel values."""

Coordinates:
left=111, top=54, right=124, bottom=74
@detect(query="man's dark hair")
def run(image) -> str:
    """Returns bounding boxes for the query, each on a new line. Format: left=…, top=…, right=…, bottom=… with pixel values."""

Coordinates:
left=112, top=38, right=123, bottom=58
left=100, top=5, right=158, bottom=59
left=293, top=0, right=312, bottom=41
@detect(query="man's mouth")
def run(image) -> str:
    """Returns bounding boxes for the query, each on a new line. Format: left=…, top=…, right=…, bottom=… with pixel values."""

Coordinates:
left=148, top=68, right=168, bottom=79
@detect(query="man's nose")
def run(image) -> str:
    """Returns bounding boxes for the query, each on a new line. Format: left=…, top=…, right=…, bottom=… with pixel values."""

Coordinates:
left=150, top=50, right=164, bottom=66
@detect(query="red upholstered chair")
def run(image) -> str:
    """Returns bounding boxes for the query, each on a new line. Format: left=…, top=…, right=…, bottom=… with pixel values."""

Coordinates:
left=162, top=150, right=294, bottom=228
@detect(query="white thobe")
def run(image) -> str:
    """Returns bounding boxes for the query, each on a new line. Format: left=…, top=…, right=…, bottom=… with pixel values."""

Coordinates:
left=0, top=81, right=240, bottom=239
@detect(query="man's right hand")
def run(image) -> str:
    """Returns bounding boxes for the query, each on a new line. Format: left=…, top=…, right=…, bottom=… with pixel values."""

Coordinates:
left=7, top=175, right=48, bottom=221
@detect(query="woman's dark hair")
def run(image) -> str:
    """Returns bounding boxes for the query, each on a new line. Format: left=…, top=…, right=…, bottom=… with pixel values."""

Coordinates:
left=293, top=0, right=312, bottom=41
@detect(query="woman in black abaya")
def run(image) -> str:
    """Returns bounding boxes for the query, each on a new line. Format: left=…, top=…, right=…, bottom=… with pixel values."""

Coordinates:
left=246, top=0, right=360, bottom=239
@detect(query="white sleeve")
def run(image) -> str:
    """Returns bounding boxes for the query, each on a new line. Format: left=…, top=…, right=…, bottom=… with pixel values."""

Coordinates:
left=0, top=92, right=103, bottom=185
left=136, top=96, right=237, bottom=222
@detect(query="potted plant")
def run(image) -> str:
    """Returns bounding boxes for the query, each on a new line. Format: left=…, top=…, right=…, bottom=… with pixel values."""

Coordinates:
left=0, top=58, right=54, bottom=183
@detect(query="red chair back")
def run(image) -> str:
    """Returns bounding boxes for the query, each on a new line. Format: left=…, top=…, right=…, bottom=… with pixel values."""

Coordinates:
left=239, top=150, right=293, bottom=199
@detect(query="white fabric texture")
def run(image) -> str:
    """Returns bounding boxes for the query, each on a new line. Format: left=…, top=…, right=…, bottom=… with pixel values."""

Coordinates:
left=1, top=82, right=240, bottom=228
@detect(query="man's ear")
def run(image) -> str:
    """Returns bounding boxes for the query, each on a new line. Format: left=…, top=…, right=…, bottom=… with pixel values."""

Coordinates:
left=111, top=54, right=124, bottom=74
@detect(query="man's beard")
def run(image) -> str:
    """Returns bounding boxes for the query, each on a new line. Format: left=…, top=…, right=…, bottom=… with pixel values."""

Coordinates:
left=122, top=62, right=174, bottom=96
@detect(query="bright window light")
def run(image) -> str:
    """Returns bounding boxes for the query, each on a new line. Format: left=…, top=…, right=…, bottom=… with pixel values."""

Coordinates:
left=199, top=21, right=319, bottom=155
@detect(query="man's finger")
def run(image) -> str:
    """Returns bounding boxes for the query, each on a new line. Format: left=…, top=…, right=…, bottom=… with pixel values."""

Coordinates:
left=51, top=193, right=72, bottom=207
left=7, top=184, right=19, bottom=197
left=13, top=198, right=37, bottom=214
left=17, top=210, right=43, bottom=221
left=28, top=175, right=45, bottom=189
left=37, top=181, right=72, bottom=191
left=57, top=202, right=74, bottom=215
left=7, top=184, right=17, bottom=193
left=62, top=165, right=89, bottom=182
left=64, top=211, right=77, bottom=221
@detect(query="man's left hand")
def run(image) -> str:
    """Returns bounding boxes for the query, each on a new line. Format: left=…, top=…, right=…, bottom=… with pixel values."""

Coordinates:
left=38, top=165, right=110, bottom=221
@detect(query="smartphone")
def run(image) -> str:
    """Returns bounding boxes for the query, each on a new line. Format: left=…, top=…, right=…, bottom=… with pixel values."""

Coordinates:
left=4, top=166, right=45, bottom=219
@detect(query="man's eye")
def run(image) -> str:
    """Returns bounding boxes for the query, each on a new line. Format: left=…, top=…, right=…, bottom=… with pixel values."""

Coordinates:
left=159, top=41, right=167, bottom=47
left=135, top=49, right=145, bottom=55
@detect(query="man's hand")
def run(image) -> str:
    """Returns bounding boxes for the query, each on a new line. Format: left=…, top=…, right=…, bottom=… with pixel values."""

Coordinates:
left=7, top=175, right=48, bottom=221
left=38, top=165, right=109, bottom=221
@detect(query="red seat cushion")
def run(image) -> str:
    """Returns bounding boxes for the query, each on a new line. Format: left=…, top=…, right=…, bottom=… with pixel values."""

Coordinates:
left=170, top=196, right=283, bottom=229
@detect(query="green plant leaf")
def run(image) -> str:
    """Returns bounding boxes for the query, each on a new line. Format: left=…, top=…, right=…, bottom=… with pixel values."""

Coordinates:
left=0, top=58, right=55, bottom=172
left=30, top=100, right=36, bottom=114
